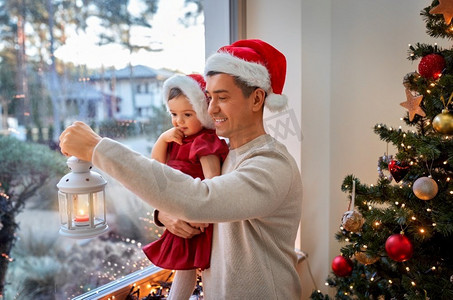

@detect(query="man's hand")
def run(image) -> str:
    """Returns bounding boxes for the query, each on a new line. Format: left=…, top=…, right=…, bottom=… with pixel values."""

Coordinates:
left=59, top=121, right=102, bottom=161
left=158, top=211, right=207, bottom=239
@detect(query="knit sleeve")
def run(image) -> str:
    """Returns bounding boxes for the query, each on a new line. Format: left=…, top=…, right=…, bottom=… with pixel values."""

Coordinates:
left=92, top=137, right=300, bottom=223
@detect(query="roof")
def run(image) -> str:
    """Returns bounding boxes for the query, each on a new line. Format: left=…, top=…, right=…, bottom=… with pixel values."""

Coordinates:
left=90, top=65, right=175, bottom=81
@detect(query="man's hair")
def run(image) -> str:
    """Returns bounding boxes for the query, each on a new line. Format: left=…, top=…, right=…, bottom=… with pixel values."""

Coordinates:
left=206, top=71, right=264, bottom=98
left=168, top=87, right=184, bottom=101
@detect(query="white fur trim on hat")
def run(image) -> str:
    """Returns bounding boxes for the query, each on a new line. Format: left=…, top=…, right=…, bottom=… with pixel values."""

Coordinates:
left=163, top=74, right=214, bottom=129
left=204, top=52, right=287, bottom=112
left=266, top=93, right=288, bottom=112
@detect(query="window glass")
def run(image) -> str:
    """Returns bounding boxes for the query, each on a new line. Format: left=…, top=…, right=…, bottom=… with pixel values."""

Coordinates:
left=0, top=0, right=205, bottom=298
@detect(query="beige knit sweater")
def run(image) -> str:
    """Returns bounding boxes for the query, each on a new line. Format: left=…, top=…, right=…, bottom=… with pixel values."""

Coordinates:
left=93, top=134, right=303, bottom=299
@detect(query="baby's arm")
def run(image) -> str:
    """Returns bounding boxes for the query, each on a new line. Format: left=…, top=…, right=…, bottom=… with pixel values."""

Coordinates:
left=188, top=154, right=221, bottom=230
left=151, top=127, right=184, bottom=163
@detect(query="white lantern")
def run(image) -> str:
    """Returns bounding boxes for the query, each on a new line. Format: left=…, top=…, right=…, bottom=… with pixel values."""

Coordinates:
left=57, top=156, right=108, bottom=239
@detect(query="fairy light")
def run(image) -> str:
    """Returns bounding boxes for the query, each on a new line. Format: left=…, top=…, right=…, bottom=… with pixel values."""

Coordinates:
left=389, top=279, right=393, bottom=284
left=350, top=285, right=354, bottom=290
left=427, top=208, right=432, bottom=212
left=374, top=221, right=381, bottom=227
left=427, top=89, right=431, bottom=94
left=401, top=203, right=406, bottom=208
left=325, top=282, right=329, bottom=286
left=411, top=216, right=416, bottom=221
left=411, top=281, right=416, bottom=286
left=345, top=238, right=350, bottom=242
left=419, top=228, right=425, bottom=234
left=406, top=267, right=410, bottom=272
left=443, top=160, right=448, bottom=165
left=447, top=177, right=451, bottom=182
left=433, top=223, right=437, bottom=226
left=395, top=201, right=399, bottom=205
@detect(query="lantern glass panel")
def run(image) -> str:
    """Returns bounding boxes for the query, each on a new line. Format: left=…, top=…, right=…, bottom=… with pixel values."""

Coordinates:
left=93, top=191, right=106, bottom=226
left=58, top=191, right=68, bottom=226
left=72, top=193, right=90, bottom=225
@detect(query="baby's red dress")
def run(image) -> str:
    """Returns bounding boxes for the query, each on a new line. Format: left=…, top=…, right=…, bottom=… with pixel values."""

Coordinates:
left=142, top=128, right=229, bottom=270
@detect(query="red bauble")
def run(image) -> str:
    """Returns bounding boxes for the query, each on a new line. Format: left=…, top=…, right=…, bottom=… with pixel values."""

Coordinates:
left=331, top=255, right=353, bottom=277
left=388, top=160, right=410, bottom=183
left=418, top=54, right=446, bottom=80
left=385, top=234, right=413, bottom=262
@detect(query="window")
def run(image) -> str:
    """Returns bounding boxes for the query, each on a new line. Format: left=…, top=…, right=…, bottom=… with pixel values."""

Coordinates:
left=0, top=0, right=206, bottom=298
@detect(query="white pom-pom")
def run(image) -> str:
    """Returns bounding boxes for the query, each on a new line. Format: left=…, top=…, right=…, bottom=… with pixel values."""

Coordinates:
left=265, top=93, right=288, bottom=112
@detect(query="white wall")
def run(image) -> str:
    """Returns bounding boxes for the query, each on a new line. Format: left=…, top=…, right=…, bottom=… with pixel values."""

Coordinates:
left=244, top=0, right=447, bottom=299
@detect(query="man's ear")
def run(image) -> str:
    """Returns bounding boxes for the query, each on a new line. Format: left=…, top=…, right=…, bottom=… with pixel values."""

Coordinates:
left=252, top=88, right=266, bottom=112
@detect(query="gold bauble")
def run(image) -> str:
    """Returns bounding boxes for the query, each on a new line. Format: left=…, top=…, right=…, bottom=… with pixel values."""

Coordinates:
left=341, top=210, right=364, bottom=232
left=354, top=250, right=380, bottom=265
left=413, top=176, right=438, bottom=200
left=433, top=109, right=453, bottom=134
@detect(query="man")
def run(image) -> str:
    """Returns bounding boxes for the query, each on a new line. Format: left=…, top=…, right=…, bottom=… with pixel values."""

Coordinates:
left=59, top=39, right=303, bottom=299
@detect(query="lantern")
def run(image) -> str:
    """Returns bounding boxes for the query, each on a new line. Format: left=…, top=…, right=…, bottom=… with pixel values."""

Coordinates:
left=57, top=156, right=108, bottom=239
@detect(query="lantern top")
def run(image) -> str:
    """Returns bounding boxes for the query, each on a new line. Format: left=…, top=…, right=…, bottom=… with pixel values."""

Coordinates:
left=67, top=156, right=92, bottom=173
left=57, top=156, right=107, bottom=193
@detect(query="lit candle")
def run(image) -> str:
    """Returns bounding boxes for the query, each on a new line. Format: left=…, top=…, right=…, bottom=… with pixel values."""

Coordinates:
left=74, top=210, right=89, bottom=223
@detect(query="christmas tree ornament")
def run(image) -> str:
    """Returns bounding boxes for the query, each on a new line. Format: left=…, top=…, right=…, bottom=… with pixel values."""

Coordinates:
left=388, top=159, right=410, bottom=183
left=413, top=176, right=438, bottom=200
left=402, top=72, right=419, bottom=89
left=430, top=0, right=453, bottom=25
left=385, top=233, right=413, bottom=262
left=354, top=250, right=380, bottom=265
left=400, top=89, right=426, bottom=121
left=418, top=53, right=446, bottom=80
left=332, top=255, right=353, bottom=277
left=378, top=145, right=393, bottom=181
left=433, top=109, right=453, bottom=134
left=342, top=210, right=364, bottom=232
left=341, top=180, right=364, bottom=232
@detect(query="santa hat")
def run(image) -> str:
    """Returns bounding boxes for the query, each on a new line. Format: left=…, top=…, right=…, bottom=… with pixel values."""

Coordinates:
left=204, top=39, right=288, bottom=112
left=162, top=74, right=214, bottom=129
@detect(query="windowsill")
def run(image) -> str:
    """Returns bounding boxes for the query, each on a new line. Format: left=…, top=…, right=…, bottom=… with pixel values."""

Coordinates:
left=73, top=265, right=173, bottom=300
left=74, top=250, right=307, bottom=299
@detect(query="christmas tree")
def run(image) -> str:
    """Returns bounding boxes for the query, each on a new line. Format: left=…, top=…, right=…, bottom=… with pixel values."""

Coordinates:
left=311, top=1, right=453, bottom=299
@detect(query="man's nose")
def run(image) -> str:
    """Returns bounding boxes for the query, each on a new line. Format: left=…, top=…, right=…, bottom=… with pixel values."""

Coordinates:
left=208, top=99, right=219, bottom=115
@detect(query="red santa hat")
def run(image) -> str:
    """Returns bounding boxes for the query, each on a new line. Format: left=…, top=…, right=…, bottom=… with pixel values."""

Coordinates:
left=204, top=39, right=288, bottom=112
left=162, top=73, right=214, bottom=129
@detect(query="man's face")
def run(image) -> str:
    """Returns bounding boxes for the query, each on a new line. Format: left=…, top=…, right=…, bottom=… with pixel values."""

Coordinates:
left=206, top=73, right=257, bottom=148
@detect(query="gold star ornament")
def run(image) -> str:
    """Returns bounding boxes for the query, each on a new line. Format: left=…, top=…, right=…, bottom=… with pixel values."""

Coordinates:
left=430, top=0, right=453, bottom=25
left=400, top=89, right=426, bottom=121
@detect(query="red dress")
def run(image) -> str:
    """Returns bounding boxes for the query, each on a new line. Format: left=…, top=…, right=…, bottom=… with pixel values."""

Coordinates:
left=142, top=128, right=229, bottom=270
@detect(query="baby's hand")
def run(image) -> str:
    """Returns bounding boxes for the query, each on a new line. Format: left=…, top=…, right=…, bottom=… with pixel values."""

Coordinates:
left=189, top=222, right=209, bottom=233
left=161, top=127, right=184, bottom=145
